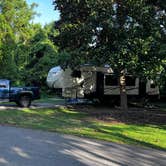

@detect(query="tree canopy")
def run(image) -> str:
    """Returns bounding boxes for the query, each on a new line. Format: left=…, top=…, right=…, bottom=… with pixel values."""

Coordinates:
left=53, top=0, right=166, bottom=109
left=54, top=0, right=165, bottom=75
left=24, top=24, right=58, bottom=87
left=0, top=0, right=58, bottom=87
left=0, top=0, right=36, bottom=82
left=0, top=0, right=165, bottom=101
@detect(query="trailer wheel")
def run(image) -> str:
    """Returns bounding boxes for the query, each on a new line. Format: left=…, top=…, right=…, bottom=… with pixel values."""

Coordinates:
left=18, top=95, right=31, bottom=107
left=99, top=96, right=119, bottom=106
left=15, top=101, right=20, bottom=106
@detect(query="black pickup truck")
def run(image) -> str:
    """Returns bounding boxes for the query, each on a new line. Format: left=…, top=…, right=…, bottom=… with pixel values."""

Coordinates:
left=0, top=79, right=40, bottom=107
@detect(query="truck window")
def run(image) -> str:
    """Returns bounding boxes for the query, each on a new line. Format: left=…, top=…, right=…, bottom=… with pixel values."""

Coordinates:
left=105, top=75, right=118, bottom=86
left=150, top=83, right=156, bottom=89
left=126, top=76, right=136, bottom=86
left=0, top=84, right=6, bottom=88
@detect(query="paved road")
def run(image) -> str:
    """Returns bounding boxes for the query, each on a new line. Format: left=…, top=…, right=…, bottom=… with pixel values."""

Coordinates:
left=0, top=126, right=165, bottom=166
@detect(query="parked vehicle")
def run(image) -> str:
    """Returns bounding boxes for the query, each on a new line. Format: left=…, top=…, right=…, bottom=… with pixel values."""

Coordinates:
left=47, top=65, right=159, bottom=102
left=0, top=79, right=40, bottom=107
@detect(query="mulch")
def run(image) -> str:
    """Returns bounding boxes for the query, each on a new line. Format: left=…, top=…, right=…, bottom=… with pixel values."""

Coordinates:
left=69, top=105, right=166, bottom=125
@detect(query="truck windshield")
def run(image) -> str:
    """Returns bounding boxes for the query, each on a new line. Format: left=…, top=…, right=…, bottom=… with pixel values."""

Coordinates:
left=0, top=80, right=9, bottom=89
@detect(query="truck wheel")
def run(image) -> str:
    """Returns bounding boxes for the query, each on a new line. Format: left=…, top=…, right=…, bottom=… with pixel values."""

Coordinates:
left=19, top=95, right=31, bottom=107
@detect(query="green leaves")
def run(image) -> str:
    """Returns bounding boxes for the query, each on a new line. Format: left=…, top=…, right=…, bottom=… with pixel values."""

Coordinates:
left=0, top=0, right=37, bottom=83
left=54, top=0, right=165, bottom=80
left=24, top=24, right=59, bottom=87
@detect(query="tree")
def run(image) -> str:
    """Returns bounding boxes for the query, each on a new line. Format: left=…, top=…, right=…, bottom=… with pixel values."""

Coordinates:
left=0, top=0, right=59, bottom=89
left=53, top=0, right=166, bottom=110
left=24, top=25, right=58, bottom=87
left=0, top=0, right=36, bottom=83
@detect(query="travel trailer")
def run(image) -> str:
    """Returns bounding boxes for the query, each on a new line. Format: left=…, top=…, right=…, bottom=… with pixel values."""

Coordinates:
left=46, top=65, right=159, bottom=101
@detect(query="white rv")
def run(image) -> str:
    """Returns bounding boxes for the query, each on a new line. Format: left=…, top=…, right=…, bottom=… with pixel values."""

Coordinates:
left=46, top=65, right=159, bottom=100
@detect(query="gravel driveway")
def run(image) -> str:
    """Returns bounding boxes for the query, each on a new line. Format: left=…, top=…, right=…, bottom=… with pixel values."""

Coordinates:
left=0, top=102, right=61, bottom=110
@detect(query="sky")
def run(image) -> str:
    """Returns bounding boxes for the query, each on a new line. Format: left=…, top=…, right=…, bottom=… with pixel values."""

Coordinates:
left=26, top=0, right=60, bottom=26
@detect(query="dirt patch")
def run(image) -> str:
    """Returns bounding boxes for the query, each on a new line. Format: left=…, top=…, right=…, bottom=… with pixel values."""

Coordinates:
left=68, top=105, right=166, bottom=125
left=1, top=101, right=165, bottom=125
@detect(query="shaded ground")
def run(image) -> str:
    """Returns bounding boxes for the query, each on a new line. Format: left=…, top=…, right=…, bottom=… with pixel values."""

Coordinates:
left=1, top=100, right=165, bottom=125
left=71, top=105, right=166, bottom=125
left=0, top=99, right=165, bottom=150
left=0, top=126, right=165, bottom=166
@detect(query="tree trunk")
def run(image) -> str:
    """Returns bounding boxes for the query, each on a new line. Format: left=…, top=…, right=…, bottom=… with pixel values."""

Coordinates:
left=120, top=71, right=128, bottom=111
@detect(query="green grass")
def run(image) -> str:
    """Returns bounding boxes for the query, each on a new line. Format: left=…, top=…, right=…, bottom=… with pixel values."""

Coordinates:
left=0, top=106, right=165, bottom=150
left=153, top=102, right=166, bottom=111
left=35, top=97, right=65, bottom=104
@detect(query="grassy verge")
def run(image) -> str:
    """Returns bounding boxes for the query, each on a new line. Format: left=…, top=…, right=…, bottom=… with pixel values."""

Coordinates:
left=0, top=106, right=165, bottom=150
left=34, top=97, right=65, bottom=104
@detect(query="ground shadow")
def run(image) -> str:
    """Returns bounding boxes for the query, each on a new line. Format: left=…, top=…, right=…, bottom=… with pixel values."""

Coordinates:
left=0, top=126, right=165, bottom=166
left=70, top=104, right=166, bottom=125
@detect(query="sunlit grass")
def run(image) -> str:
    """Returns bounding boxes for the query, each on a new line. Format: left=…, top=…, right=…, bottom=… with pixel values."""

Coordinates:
left=0, top=107, right=165, bottom=150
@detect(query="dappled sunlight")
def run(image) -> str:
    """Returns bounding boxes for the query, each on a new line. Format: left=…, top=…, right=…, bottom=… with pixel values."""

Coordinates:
left=0, top=105, right=165, bottom=150
left=0, top=125, right=165, bottom=166
left=22, top=107, right=84, bottom=117
left=12, top=147, right=31, bottom=159
left=22, top=108, right=59, bottom=116
left=0, top=104, right=23, bottom=111
left=60, top=135, right=166, bottom=166
left=0, top=157, right=9, bottom=164
left=64, top=119, right=166, bottom=150
left=39, top=109, right=55, bottom=116
left=61, top=148, right=112, bottom=166
left=60, top=107, right=86, bottom=115
left=22, top=108, right=37, bottom=114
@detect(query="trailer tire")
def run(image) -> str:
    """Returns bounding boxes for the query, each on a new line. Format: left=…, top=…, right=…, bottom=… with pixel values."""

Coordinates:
left=18, top=95, right=31, bottom=107
left=16, top=101, right=20, bottom=106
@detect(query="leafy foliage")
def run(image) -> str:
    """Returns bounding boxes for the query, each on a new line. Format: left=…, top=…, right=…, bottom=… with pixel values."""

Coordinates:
left=0, top=0, right=36, bottom=83
left=54, top=0, right=166, bottom=77
left=24, top=25, right=58, bottom=87
left=53, top=0, right=166, bottom=109
left=0, top=1, right=58, bottom=87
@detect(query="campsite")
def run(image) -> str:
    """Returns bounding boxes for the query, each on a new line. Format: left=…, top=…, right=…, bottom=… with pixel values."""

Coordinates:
left=0, top=0, right=165, bottom=165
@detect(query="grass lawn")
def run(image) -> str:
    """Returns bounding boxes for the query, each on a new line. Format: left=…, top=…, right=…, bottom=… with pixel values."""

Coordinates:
left=0, top=104, right=165, bottom=151
left=34, top=97, right=65, bottom=104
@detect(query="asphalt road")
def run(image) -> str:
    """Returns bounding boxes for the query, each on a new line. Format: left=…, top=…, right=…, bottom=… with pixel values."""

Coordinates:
left=0, top=126, right=165, bottom=166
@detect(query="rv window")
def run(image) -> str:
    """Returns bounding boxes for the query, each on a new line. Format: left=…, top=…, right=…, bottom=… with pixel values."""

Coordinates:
left=126, top=76, right=136, bottom=86
left=71, top=70, right=81, bottom=78
left=105, top=75, right=118, bottom=86
left=151, top=83, right=156, bottom=89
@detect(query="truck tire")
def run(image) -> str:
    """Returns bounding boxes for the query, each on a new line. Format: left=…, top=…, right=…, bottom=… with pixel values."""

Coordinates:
left=18, top=95, right=31, bottom=107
